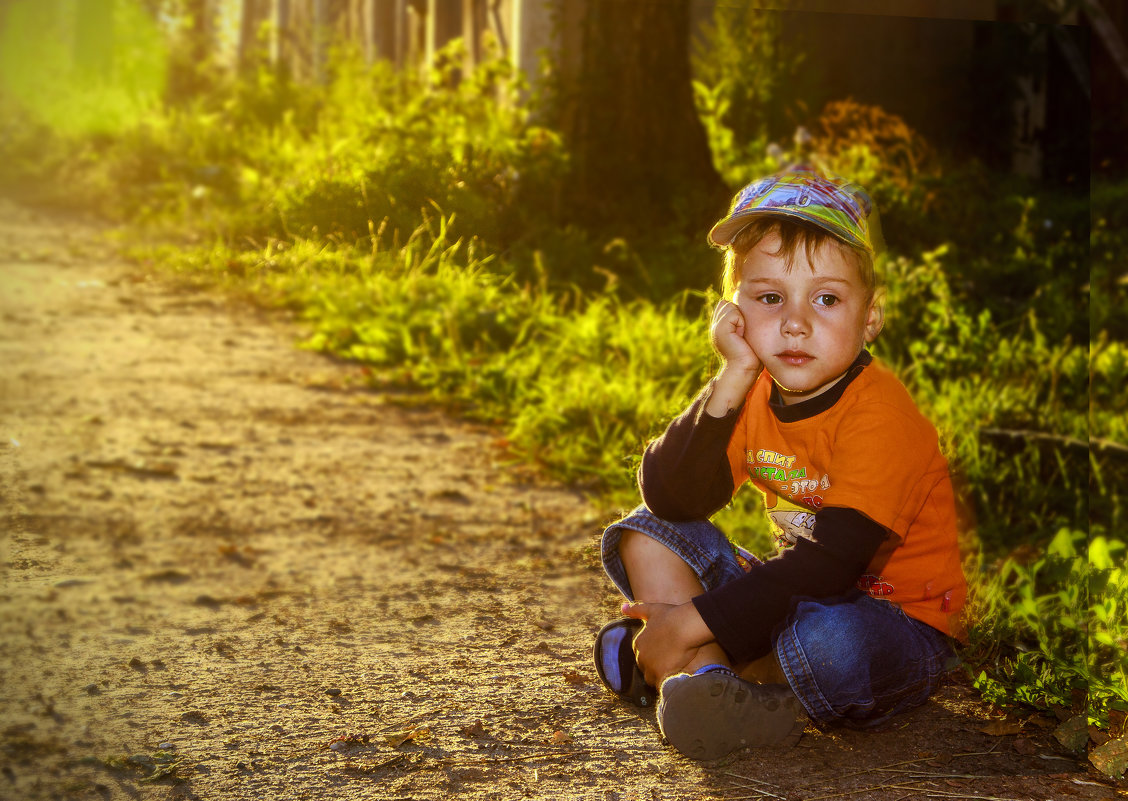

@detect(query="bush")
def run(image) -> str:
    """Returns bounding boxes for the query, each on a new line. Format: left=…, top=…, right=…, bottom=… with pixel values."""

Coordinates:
left=967, top=529, right=1128, bottom=730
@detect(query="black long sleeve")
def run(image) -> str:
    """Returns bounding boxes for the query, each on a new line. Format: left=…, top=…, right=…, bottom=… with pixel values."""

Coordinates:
left=639, top=382, right=740, bottom=521
left=692, top=507, right=887, bottom=663
left=639, top=379, right=890, bottom=664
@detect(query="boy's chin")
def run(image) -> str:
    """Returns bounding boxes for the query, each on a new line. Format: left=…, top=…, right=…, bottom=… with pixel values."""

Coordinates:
left=772, top=373, right=842, bottom=405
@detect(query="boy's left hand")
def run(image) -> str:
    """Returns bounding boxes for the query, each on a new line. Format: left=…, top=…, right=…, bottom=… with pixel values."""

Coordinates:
left=621, top=600, right=712, bottom=686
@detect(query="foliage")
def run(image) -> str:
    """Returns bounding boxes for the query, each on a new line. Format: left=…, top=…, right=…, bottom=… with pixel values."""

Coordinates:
left=1091, top=180, right=1128, bottom=342
left=875, top=244, right=1090, bottom=552
left=691, top=4, right=803, bottom=189
left=967, top=529, right=1128, bottom=730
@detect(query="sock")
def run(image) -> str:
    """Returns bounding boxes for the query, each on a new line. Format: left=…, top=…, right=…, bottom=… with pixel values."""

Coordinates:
left=693, top=663, right=739, bottom=678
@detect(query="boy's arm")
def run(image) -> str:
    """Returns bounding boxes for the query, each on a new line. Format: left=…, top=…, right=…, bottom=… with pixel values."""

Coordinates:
left=638, top=379, right=744, bottom=521
left=640, top=298, right=763, bottom=521
left=691, top=506, right=887, bottom=663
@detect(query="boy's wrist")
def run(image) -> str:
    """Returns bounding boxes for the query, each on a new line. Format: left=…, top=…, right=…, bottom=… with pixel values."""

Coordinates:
left=675, top=599, right=714, bottom=648
left=705, top=364, right=760, bottom=417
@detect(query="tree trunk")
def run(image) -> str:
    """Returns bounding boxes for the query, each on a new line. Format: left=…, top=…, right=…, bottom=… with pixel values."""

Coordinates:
left=239, top=0, right=264, bottom=72
left=565, top=0, right=727, bottom=233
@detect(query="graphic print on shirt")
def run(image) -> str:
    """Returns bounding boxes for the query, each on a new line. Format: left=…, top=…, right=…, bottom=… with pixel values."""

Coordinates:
left=747, top=448, right=831, bottom=511
left=764, top=496, right=817, bottom=548
left=856, top=574, right=896, bottom=598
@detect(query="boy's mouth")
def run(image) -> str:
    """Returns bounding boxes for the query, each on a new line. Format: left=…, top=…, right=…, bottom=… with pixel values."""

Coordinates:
left=776, top=350, right=815, bottom=366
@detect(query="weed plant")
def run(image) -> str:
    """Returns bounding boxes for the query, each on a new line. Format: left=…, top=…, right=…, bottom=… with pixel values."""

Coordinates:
left=3, top=28, right=1123, bottom=739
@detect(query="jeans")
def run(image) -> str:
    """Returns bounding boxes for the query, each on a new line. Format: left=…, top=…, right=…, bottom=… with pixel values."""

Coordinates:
left=602, top=505, right=957, bottom=727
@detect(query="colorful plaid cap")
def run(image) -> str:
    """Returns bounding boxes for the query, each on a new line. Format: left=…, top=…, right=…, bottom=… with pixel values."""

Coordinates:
left=708, top=164, right=875, bottom=254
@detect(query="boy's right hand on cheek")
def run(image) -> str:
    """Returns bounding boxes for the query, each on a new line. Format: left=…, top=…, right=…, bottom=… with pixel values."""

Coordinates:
left=710, top=297, right=762, bottom=375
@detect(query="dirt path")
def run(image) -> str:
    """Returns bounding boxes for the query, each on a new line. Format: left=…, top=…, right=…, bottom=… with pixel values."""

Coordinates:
left=0, top=198, right=1117, bottom=801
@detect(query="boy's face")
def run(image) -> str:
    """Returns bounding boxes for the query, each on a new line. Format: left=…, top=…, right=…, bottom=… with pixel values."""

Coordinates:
left=734, top=232, right=883, bottom=405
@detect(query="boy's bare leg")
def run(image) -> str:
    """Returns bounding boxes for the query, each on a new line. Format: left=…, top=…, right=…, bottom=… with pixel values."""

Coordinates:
left=619, top=530, right=733, bottom=681
left=738, top=652, right=787, bottom=685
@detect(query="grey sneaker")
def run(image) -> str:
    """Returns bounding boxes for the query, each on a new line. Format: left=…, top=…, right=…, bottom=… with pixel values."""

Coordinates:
left=657, top=667, right=806, bottom=760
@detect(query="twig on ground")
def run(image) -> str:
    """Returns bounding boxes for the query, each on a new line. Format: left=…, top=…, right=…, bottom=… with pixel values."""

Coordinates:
left=378, top=705, right=447, bottom=732
left=338, top=754, right=406, bottom=774
left=877, top=767, right=996, bottom=779
left=953, top=741, right=1003, bottom=757
left=797, top=755, right=947, bottom=788
left=718, top=771, right=787, bottom=799
left=805, top=782, right=1028, bottom=801
left=802, top=781, right=929, bottom=800
left=418, top=744, right=662, bottom=770
left=913, top=791, right=1026, bottom=801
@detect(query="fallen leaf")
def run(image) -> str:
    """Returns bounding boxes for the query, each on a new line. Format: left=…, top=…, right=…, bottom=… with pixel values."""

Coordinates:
left=1054, top=715, right=1089, bottom=753
left=384, top=726, right=430, bottom=748
left=1109, top=707, right=1126, bottom=739
left=459, top=720, right=486, bottom=739
left=1089, top=737, right=1128, bottom=779
left=1089, top=725, right=1112, bottom=747
left=980, top=718, right=1024, bottom=736
left=551, top=729, right=571, bottom=744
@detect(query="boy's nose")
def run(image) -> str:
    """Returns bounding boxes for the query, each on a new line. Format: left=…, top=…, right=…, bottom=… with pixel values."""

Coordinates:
left=781, top=305, right=810, bottom=336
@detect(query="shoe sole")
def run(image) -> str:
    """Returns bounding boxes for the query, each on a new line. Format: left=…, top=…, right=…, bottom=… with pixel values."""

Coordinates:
left=658, top=672, right=806, bottom=760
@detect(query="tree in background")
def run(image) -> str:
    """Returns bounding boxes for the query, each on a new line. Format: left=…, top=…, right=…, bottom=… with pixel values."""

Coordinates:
left=560, top=0, right=728, bottom=234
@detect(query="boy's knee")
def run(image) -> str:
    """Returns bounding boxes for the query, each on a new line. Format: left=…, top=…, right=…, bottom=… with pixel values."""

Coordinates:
left=788, top=600, right=872, bottom=678
left=618, top=528, right=672, bottom=564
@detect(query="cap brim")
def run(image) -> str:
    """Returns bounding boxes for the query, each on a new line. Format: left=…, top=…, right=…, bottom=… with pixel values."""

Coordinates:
left=708, top=208, right=871, bottom=252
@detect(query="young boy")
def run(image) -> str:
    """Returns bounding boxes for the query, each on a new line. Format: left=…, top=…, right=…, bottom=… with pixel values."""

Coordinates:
left=593, top=165, right=966, bottom=761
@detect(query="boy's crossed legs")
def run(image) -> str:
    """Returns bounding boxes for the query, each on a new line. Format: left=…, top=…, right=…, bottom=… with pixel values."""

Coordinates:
left=596, top=506, right=956, bottom=760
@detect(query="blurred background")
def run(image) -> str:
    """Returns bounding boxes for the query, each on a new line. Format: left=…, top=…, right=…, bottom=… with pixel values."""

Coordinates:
left=1, top=0, right=1125, bottom=752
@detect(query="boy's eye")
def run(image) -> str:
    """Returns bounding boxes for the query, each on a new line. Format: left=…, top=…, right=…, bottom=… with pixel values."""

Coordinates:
left=758, top=293, right=783, bottom=305
left=815, top=294, right=839, bottom=307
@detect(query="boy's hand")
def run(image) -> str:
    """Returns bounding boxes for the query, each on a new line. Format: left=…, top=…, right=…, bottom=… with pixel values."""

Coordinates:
left=621, top=600, right=713, bottom=687
left=712, top=297, right=758, bottom=372
left=706, top=295, right=762, bottom=417
left=710, top=296, right=760, bottom=374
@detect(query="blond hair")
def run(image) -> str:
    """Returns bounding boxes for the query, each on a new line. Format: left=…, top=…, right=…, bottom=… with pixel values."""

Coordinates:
left=720, top=218, right=876, bottom=300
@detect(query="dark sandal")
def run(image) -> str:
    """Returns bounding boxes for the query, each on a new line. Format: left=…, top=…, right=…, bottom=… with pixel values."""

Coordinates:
left=593, top=618, right=657, bottom=708
left=657, top=669, right=806, bottom=760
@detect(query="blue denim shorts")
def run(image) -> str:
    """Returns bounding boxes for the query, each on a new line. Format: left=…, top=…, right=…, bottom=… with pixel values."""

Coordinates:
left=602, top=505, right=957, bottom=728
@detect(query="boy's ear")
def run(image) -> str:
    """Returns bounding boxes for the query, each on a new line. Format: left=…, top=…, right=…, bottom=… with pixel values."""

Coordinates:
left=864, top=290, right=886, bottom=343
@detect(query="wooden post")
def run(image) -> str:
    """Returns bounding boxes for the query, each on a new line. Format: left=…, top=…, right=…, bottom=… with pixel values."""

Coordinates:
left=371, top=0, right=397, bottom=62
left=511, top=0, right=553, bottom=79
left=276, top=0, right=292, bottom=73
left=239, top=0, right=262, bottom=72
left=1012, top=28, right=1047, bottom=177
left=426, top=0, right=462, bottom=74
left=462, top=0, right=485, bottom=72
left=312, top=0, right=326, bottom=81
left=183, top=0, right=212, bottom=67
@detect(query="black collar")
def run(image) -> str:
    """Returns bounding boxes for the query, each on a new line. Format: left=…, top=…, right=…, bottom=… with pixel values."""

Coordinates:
left=768, top=350, right=873, bottom=422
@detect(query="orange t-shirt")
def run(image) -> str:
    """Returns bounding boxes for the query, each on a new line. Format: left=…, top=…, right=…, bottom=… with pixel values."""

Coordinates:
left=726, top=358, right=967, bottom=638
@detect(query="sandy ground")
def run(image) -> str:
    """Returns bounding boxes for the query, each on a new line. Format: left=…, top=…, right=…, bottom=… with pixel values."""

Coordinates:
left=0, top=197, right=1120, bottom=800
